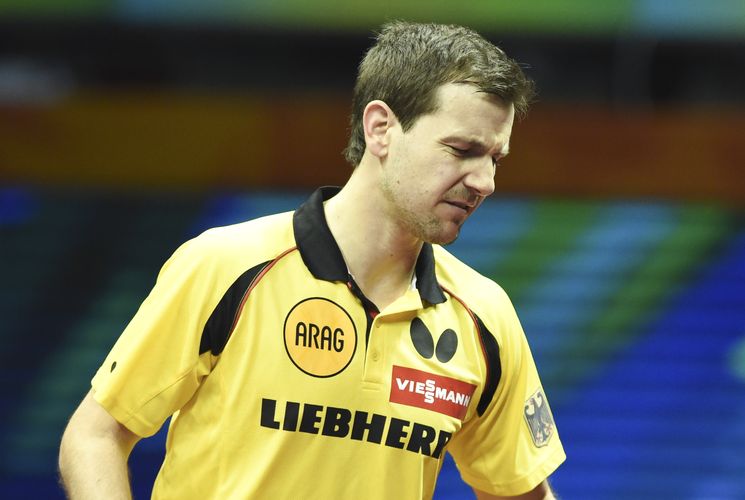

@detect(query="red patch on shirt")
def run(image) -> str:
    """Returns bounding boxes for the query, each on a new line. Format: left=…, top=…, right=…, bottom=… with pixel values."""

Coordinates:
left=390, top=366, right=477, bottom=420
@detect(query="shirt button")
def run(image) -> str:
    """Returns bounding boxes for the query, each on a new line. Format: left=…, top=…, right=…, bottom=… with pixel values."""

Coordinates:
left=371, top=351, right=380, bottom=361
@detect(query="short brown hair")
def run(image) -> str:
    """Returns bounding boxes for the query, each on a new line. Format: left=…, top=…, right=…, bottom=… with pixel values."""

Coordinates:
left=343, top=21, right=535, bottom=166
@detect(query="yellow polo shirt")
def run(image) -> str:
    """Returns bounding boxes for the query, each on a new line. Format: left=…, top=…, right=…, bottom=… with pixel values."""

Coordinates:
left=92, top=187, right=565, bottom=498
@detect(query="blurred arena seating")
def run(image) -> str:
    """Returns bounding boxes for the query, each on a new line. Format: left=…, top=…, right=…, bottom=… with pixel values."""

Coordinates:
left=1, top=189, right=743, bottom=499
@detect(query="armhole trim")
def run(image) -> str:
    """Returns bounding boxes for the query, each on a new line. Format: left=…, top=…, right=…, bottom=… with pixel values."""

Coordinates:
left=200, top=246, right=297, bottom=355
left=440, top=285, right=502, bottom=417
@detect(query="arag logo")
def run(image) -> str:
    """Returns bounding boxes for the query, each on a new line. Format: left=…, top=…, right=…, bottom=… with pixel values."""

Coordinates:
left=283, top=298, right=357, bottom=378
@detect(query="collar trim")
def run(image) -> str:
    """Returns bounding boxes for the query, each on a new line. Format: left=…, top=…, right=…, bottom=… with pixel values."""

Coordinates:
left=292, top=187, right=446, bottom=305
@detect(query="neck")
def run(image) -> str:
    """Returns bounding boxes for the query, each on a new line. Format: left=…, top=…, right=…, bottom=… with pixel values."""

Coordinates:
left=324, top=169, right=422, bottom=310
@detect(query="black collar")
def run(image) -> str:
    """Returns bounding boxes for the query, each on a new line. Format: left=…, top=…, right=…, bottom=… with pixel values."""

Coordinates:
left=293, top=187, right=446, bottom=305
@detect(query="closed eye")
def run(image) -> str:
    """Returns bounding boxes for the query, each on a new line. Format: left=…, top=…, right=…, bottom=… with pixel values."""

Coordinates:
left=447, top=143, right=506, bottom=169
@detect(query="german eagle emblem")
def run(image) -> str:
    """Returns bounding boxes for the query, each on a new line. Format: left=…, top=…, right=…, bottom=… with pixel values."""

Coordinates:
left=523, top=389, right=555, bottom=447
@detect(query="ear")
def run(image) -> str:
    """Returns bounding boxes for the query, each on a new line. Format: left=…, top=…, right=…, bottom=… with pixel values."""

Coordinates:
left=362, top=100, right=397, bottom=158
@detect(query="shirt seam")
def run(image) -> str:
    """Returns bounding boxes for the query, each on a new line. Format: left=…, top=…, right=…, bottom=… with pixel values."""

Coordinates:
left=458, top=446, right=566, bottom=494
left=102, top=360, right=203, bottom=435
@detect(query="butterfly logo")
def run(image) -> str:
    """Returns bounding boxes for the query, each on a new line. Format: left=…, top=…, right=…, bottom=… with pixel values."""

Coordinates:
left=409, top=317, right=458, bottom=363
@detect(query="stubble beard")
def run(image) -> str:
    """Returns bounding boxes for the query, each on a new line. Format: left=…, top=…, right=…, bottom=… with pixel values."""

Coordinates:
left=381, top=179, right=462, bottom=246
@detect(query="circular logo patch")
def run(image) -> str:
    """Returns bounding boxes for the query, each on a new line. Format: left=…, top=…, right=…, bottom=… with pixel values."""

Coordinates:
left=283, top=298, right=357, bottom=377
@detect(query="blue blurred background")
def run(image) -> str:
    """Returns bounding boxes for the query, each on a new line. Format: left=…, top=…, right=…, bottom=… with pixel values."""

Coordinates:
left=1, top=1, right=744, bottom=499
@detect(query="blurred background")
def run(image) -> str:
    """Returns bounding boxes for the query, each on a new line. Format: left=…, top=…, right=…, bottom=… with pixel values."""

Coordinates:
left=1, top=1, right=744, bottom=499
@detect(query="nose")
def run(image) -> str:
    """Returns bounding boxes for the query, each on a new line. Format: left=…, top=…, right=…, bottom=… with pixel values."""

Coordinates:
left=463, top=157, right=496, bottom=197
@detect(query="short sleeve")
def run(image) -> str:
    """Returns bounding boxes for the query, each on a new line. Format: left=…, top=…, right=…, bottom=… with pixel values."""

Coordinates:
left=91, top=234, right=223, bottom=437
left=447, top=291, right=566, bottom=496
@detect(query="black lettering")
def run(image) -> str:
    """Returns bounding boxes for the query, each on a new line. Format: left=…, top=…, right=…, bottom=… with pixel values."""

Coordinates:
left=309, top=323, right=320, bottom=348
left=320, top=326, right=332, bottom=350
left=432, top=430, right=452, bottom=459
left=295, top=323, right=308, bottom=347
left=321, top=406, right=351, bottom=437
left=283, top=401, right=300, bottom=431
left=296, top=323, right=346, bottom=351
left=299, top=404, right=323, bottom=434
left=260, top=398, right=280, bottom=429
left=351, top=411, right=386, bottom=444
left=385, top=418, right=410, bottom=449
left=333, top=328, right=344, bottom=352
left=261, top=399, right=450, bottom=459
left=406, top=423, right=438, bottom=456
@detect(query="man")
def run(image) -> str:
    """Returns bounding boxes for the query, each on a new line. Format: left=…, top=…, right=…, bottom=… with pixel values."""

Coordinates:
left=59, top=21, right=565, bottom=499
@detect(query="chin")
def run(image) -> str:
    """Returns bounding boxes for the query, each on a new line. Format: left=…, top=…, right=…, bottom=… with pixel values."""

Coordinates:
left=409, top=216, right=463, bottom=245
left=425, top=227, right=461, bottom=246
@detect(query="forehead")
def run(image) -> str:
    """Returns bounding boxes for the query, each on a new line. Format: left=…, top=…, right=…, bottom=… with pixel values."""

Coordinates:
left=418, top=83, right=515, bottom=147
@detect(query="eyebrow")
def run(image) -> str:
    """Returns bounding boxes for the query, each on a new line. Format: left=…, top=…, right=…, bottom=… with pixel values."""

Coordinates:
left=442, top=136, right=510, bottom=157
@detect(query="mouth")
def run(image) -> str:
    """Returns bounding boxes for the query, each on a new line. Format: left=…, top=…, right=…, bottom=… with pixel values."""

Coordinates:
left=444, top=200, right=474, bottom=214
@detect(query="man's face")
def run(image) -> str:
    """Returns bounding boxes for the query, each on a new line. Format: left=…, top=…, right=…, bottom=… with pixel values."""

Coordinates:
left=380, top=83, right=515, bottom=245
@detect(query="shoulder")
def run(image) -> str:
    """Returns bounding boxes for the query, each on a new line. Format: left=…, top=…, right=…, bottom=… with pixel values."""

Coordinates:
left=187, top=211, right=294, bottom=261
left=160, top=210, right=296, bottom=284
left=433, top=245, right=520, bottom=338
left=433, top=245, right=511, bottom=310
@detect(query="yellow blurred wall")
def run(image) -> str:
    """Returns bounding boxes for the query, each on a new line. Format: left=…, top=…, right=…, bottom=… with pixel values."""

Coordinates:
left=1, top=92, right=743, bottom=204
